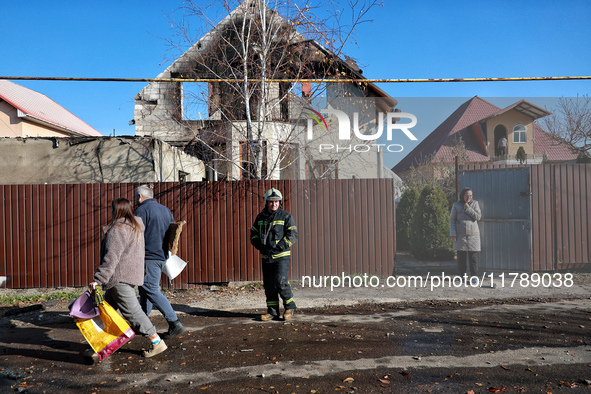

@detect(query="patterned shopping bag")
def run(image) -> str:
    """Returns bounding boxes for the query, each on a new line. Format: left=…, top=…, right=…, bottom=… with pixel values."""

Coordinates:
left=74, top=300, right=135, bottom=360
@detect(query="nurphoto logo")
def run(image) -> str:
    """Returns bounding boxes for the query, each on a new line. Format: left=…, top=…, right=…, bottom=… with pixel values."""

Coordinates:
left=304, top=106, right=418, bottom=153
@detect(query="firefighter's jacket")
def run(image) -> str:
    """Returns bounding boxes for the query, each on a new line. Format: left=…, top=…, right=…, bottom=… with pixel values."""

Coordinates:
left=250, top=207, right=298, bottom=262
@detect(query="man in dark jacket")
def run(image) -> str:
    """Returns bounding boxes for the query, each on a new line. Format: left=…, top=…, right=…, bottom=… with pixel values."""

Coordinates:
left=135, top=185, right=186, bottom=339
left=250, top=188, right=298, bottom=321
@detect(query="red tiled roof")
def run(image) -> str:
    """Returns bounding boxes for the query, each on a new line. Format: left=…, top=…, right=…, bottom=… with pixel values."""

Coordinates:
left=392, top=96, right=578, bottom=173
left=533, top=123, right=578, bottom=161
left=0, top=80, right=102, bottom=137
left=393, top=96, right=498, bottom=172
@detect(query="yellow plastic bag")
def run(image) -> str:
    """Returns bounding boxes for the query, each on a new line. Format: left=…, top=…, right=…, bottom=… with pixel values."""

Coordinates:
left=74, top=300, right=135, bottom=360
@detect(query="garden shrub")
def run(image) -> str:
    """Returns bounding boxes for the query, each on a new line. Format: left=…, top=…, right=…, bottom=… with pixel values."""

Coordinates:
left=410, top=185, right=454, bottom=260
left=395, top=187, right=419, bottom=251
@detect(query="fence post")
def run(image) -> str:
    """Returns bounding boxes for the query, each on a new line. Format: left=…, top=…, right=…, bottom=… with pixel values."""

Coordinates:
left=455, top=155, right=460, bottom=200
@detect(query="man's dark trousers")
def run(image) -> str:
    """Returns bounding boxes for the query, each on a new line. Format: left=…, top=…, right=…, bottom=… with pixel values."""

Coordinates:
left=262, top=258, right=295, bottom=316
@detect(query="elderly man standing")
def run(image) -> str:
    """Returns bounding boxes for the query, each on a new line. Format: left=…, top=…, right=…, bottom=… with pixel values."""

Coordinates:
left=135, top=185, right=186, bottom=339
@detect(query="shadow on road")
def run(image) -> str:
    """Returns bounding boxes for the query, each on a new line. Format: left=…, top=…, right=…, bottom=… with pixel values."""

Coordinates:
left=0, top=325, right=87, bottom=364
left=172, top=304, right=259, bottom=319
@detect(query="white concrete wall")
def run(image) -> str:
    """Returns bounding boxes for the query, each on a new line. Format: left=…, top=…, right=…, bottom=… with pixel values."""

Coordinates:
left=153, top=139, right=206, bottom=182
left=0, top=137, right=205, bottom=184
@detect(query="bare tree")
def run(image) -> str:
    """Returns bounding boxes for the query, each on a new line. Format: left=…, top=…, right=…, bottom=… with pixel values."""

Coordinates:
left=157, top=0, right=384, bottom=180
left=541, top=96, right=591, bottom=159
left=402, top=137, right=470, bottom=206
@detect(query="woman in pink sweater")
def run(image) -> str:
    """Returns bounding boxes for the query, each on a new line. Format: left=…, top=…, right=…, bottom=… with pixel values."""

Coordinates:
left=88, top=198, right=167, bottom=358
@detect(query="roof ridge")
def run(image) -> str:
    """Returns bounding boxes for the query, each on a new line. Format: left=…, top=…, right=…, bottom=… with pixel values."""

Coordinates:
left=393, top=97, right=499, bottom=173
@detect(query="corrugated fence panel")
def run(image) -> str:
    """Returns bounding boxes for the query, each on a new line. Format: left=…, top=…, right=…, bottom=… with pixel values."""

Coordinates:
left=3, top=165, right=589, bottom=288
left=339, top=180, right=351, bottom=276
left=554, top=164, right=591, bottom=269
left=460, top=163, right=591, bottom=271
left=586, top=165, right=591, bottom=266
left=321, top=181, right=331, bottom=275
left=556, top=165, right=569, bottom=266
left=1, top=179, right=395, bottom=289
left=231, top=181, right=243, bottom=281
left=328, top=180, right=339, bottom=276
left=383, top=179, right=396, bottom=276
left=288, top=179, right=396, bottom=280
left=0, top=187, right=5, bottom=285
left=460, top=167, right=532, bottom=271
left=354, top=179, right=365, bottom=273
left=531, top=165, right=553, bottom=271
left=575, top=164, right=589, bottom=265
left=8, top=185, right=18, bottom=287
left=293, top=181, right=307, bottom=278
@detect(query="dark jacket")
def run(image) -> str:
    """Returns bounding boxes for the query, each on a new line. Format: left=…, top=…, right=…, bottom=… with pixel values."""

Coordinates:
left=250, top=207, right=298, bottom=262
left=135, top=198, right=174, bottom=260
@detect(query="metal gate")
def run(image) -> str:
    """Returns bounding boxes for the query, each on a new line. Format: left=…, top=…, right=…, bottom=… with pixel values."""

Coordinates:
left=460, top=167, right=532, bottom=271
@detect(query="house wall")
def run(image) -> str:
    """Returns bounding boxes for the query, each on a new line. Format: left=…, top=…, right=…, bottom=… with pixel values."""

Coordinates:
left=303, top=125, right=380, bottom=179
left=0, top=137, right=205, bottom=184
left=0, top=101, right=21, bottom=137
left=135, top=77, right=187, bottom=142
left=217, top=115, right=381, bottom=181
left=0, top=101, right=68, bottom=138
left=135, top=64, right=384, bottom=181
left=223, top=121, right=306, bottom=180
left=153, top=139, right=206, bottom=182
left=485, top=110, right=535, bottom=157
left=20, top=121, right=69, bottom=138
left=302, top=82, right=381, bottom=179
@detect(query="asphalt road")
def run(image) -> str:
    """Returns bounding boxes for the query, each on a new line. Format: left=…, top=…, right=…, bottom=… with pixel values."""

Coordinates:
left=1, top=284, right=591, bottom=393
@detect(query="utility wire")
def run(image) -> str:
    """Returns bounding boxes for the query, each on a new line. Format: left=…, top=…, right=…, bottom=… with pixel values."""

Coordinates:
left=1, top=76, right=591, bottom=83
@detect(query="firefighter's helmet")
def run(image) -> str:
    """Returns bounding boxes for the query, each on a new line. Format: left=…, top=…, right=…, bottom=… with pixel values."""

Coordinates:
left=264, top=188, right=283, bottom=202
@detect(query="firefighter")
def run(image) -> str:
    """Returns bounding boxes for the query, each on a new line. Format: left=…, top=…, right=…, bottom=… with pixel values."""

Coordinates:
left=250, top=188, right=298, bottom=321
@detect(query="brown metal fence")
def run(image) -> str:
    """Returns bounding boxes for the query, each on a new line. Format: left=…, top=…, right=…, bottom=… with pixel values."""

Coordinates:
left=0, top=179, right=396, bottom=289
left=290, top=179, right=396, bottom=279
left=460, top=163, right=591, bottom=271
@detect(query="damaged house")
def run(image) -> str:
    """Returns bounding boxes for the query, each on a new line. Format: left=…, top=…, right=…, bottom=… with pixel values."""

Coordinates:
left=0, top=80, right=204, bottom=184
left=0, top=136, right=205, bottom=185
left=134, top=0, right=398, bottom=181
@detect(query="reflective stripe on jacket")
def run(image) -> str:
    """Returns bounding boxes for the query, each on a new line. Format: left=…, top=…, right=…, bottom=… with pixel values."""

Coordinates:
left=250, top=207, right=298, bottom=261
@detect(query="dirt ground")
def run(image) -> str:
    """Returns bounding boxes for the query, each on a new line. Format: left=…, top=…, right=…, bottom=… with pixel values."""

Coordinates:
left=1, top=291, right=591, bottom=393
left=2, top=254, right=591, bottom=393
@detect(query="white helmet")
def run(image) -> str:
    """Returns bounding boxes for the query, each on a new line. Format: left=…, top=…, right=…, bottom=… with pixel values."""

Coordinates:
left=264, top=188, right=283, bottom=201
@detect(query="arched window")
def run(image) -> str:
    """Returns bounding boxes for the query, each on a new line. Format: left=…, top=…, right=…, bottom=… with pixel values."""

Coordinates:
left=513, top=124, right=527, bottom=143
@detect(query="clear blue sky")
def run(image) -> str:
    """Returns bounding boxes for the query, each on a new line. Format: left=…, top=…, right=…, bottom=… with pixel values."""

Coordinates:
left=2, top=1, right=590, bottom=169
